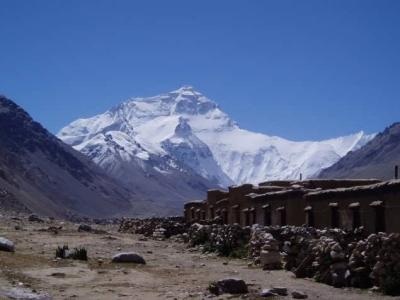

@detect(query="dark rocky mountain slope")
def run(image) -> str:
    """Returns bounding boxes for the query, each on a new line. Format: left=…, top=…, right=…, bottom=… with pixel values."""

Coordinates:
left=319, top=123, right=400, bottom=180
left=0, top=96, right=144, bottom=218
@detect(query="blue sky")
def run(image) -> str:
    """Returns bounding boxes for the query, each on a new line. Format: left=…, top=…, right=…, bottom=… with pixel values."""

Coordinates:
left=1, top=0, right=399, bottom=140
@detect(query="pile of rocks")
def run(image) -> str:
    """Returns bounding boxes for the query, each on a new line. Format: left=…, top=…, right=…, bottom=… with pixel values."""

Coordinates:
left=371, top=233, right=400, bottom=295
left=152, top=227, right=167, bottom=240
left=119, top=217, right=186, bottom=239
left=266, top=227, right=400, bottom=295
left=77, top=224, right=107, bottom=234
left=269, top=227, right=365, bottom=288
left=187, top=223, right=210, bottom=246
left=66, top=214, right=120, bottom=225
left=311, top=237, right=349, bottom=287
left=249, top=226, right=282, bottom=269
left=347, top=233, right=382, bottom=288
left=188, top=223, right=251, bottom=257
left=247, top=226, right=380, bottom=288
left=259, top=235, right=282, bottom=270
left=345, top=232, right=400, bottom=295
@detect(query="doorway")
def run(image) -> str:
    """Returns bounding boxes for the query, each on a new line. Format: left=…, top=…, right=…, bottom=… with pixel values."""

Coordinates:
left=331, top=206, right=339, bottom=228
left=306, top=209, right=314, bottom=227
left=373, top=204, right=386, bottom=232
left=264, top=207, right=271, bottom=226
left=222, top=210, right=228, bottom=224
left=279, top=208, right=287, bottom=226
left=251, top=209, right=257, bottom=225
left=352, top=207, right=361, bottom=230
left=235, top=207, right=241, bottom=224
left=245, top=211, right=250, bottom=226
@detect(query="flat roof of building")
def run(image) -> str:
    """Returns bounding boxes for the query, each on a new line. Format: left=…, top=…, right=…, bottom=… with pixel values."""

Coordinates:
left=184, top=200, right=205, bottom=208
left=247, top=188, right=312, bottom=200
left=207, top=189, right=228, bottom=193
left=305, top=180, right=400, bottom=199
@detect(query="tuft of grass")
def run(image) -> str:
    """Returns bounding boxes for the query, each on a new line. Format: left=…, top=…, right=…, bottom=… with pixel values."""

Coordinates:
left=229, top=245, right=249, bottom=259
left=69, top=247, right=88, bottom=261
left=55, top=245, right=88, bottom=261
left=55, top=245, right=69, bottom=259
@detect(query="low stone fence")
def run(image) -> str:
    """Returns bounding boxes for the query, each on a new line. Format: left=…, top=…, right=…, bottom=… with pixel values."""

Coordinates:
left=118, top=217, right=400, bottom=295
left=248, top=225, right=400, bottom=295
left=119, top=217, right=187, bottom=239
left=188, top=223, right=251, bottom=257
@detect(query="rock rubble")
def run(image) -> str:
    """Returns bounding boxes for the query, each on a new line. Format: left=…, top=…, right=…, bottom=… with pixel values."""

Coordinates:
left=119, top=217, right=186, bottom=239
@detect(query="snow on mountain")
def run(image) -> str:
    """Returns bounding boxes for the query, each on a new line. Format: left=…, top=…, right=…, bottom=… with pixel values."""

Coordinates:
left=161, top=117, right=233, bottom=186
left=58, top=86, right=374, bottom=188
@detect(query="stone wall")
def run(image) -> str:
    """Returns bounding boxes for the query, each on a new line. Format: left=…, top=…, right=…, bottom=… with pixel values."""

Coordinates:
left=305, top=180, right=400, bottom=233
left=118, top=215, right=400, bottom=295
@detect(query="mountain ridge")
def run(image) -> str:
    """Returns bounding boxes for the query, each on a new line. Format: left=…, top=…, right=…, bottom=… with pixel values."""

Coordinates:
left=58, top=86, right=374, bottom=193
left=0, top=96, right=138, bottom=218
left=318, top=122, right=400, bottom=180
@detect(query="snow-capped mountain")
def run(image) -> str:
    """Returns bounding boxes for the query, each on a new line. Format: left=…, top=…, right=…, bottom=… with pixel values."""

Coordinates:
left=58, top=86, right=374, bottom=192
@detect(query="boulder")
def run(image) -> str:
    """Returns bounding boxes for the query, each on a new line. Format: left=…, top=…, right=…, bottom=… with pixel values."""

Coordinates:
left=209, top=278, right=248, bottom=295
left=260, top=289, right=278, bottom=297
left=78, top=224, right=92, bottom=232
left=270, top=287, right=288, bottom=296
left=0, top=237, right=15, bottom=252
left=28, top=214, right=44, bottom=223
left=292, top=291, right=308, bottom=299
left=112, top=252, right=146, bottom=264
left=0, top=288, right=51, bottom=300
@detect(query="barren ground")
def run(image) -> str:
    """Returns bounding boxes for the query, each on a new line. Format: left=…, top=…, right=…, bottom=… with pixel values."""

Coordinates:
left=0, top=214, right=393, bottom=300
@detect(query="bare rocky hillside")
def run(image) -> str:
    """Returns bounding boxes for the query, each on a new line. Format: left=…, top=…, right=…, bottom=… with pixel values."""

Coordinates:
left=319, top=123, right=400, bottom=180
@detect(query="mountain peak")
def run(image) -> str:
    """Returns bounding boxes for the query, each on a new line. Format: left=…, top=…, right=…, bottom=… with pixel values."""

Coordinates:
left=168, top=85, right=199, bottom=97
left=168, top=86, right=218, bottom=115
left=175, top=85, right=196, bottom=92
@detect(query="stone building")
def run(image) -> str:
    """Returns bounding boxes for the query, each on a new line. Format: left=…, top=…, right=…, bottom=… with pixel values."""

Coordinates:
left=206, top=189, right=229, bottom=222
left=184, top=200, right=205, bottom=223
left=304, top=180, right=400, bottom=233
left=248, top=189, right=309, bottom=227
left=183, top=179, right=400, bottom=233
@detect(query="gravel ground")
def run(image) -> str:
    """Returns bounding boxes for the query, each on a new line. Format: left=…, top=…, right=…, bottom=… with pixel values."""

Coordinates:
left=0, top=214, right=393, bottom=300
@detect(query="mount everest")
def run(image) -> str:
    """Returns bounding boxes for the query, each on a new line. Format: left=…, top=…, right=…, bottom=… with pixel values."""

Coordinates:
left=58, top=86, right=374, bottom=202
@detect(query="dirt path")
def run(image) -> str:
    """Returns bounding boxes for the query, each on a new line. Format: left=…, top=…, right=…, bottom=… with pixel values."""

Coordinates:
left=0, top=215, right=392, bottom=300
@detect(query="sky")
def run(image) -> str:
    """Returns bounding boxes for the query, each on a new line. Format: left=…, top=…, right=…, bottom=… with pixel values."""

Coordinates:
left=1, top=0, right=399, bottom=141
